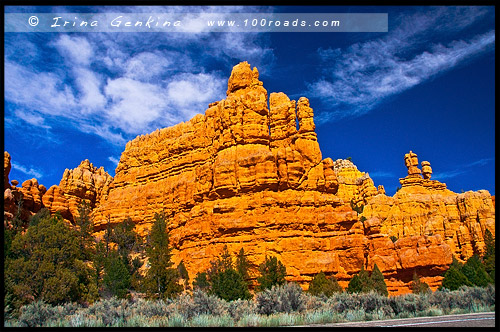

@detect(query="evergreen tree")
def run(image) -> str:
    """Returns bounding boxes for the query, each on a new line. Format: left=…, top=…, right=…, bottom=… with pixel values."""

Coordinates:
left=11, top=198, right=25, bottom=233
left=110, top=217, right=142, bottom=290
left=308, top=271, right=342, bottom=297
left=482, top=229, right=495, bottom=282
left=209, top=267, right=252, bottom=301
left=236, top=247, right=251, bottom=282
left=28, top=207, right=51, bottom=227
left=177, top=260, right=190, bottom=290
left=75, top=200, right=94, bottom=260
left=143, top=212, right=182, bottom=300
left=370, top=264, right=388, bottom=296
left=347, top=266, right=373, bottom=294
left=346, top=274, right=362, bottom=293
left=411, top=271, right=431, bottom=294
left=4, top=213, right=92, bottom=310
left=440, top=257, right=471, bottom=291
left=103, top=250, right=131, bottom=299
left=92, top=240, right=107, bottom=294
left=461, top=255, right=493, bottom=287
left=206, top=245, right=252, bottom=301
left=256, top=255, right=287, bottom=292
left=192, top=272, right=210, bottom=291
left=111, top=217, right=139, bottom=260
left=104, top=215, right=112, bottom=256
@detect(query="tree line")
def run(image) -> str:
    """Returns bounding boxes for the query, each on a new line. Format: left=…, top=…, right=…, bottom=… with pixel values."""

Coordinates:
left=3, top=200, right=495, bottom=317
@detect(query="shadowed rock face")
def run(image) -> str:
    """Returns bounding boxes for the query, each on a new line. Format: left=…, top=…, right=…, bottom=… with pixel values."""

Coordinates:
left=3, top=62, right=495, bottom=295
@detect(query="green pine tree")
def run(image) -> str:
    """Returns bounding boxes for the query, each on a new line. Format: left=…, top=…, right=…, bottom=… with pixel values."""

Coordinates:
left=347, top=266, right=373, bottom=294
left=91, top=240, right=107, bottom=294
left=192, top=272, right=210, bottom=291
left=110, top=217, right=140, bottom=261
left=440, top=257, right=472, bottom=291
left=256, top=255, right=287, bottom=292
left=347, top=274, right=362, bottom=293
left=4, top=213, right=92, bottom=311
left=370, top=264, right=388, bottom=296
left=103, top=250, right=131, bottom=299
left=308, top=271, right=342, bottom=297
left=75, top=200, right=94, bottom=260
left=177, top=260, right=190, bottom=290
left=462, top=255, right=493, bottom=287
left=482, top=229, right=495, bottom=282
left=209, top=268, right=252, bottom=301
left=236, top=247, right=251, bottom=282
left=206, top=245, right=252, bottom=301
left=143, top=212, right=182, bottom=300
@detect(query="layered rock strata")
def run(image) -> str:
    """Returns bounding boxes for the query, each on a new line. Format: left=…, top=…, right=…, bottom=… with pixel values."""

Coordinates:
left=3, top=62, right=495, bottom=295
left=89, top=62, right=494, bottom=294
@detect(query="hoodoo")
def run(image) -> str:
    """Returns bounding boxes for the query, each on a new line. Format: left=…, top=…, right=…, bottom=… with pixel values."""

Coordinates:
left=3, top=62, right=495, bottom=295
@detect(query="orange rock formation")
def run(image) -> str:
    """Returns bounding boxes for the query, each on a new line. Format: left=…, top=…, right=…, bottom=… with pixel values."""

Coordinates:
left=42, top=160, right=113, bottom=222
left=3, top=62, right=495, bottom=295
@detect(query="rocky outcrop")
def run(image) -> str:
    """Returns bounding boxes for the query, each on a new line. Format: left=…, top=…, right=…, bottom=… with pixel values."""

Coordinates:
left=90, top=62, right=494, bottom=294
left=3, top=153, right=112, bottom=226
left=3, top=62, right=495, bottom=295
left=4, top=152, right=47, bottom=223
left=360, top=151, right=495, bottom=293
left=4, top=151, right=11, bottom=190
left=42, top=160, right=113, bottom=222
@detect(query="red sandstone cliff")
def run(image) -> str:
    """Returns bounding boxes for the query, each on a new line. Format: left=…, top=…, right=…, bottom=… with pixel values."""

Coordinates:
left=3, top=62, right=495, bottom=295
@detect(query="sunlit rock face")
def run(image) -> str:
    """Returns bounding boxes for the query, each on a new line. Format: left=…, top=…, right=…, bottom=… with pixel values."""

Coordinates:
left=3, top=62, right=494, bottom=295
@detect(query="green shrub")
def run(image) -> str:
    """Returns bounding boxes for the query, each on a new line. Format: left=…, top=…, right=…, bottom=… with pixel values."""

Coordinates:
left=191, top=288, right=229, bottom=317
left=228, top=298, right=257, bottom=321
left=17, top=300, right=57, bottom=327
left=5, top=284, right=495, bottom=327
left=256, top=282, right=305, bottom=315
left=307, top=271, right=342, bottom=297
left=411, top=271, right=431, bottom=294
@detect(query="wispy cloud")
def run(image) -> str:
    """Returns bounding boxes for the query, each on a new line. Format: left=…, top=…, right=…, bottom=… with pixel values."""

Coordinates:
left=4, top=6, right=275, bottom=147
left=309, top=7, right=495, bottom=123
left=433, top=157, right=493, bottom=180
left=108, top=156, right=120, bottom=165
left=11, top=162, right=43, bottom=179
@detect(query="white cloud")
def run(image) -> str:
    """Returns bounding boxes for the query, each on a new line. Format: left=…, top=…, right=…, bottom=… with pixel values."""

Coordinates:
left=104, top=77, right=170, bottom=134
left=73, top=67, right=107, bottom=112
left=5, top=6, right=277, bottom=149
left=4, top=61, right=77, bottom=116
left=14, top=109, right=51, bottom=129
left=125, top=51, right=171, bottom=81
left=52, top=34, right=93, bottom=66
left=11, top=162, right=43, bottom=179
left=166, top=72, right=226, bottom=118
left=309, top=7, right=495, bottom=123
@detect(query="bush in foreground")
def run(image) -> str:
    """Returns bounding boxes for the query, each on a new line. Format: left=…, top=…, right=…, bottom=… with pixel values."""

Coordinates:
left=5, top=284, right=494, bottom=327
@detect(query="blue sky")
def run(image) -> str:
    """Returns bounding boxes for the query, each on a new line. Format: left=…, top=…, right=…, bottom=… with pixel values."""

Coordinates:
left=4, top=5, right=495, bottom=196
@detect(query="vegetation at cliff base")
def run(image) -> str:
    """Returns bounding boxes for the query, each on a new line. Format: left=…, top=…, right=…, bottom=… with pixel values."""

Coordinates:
left=4, top=205, right=495, bottom=327
left=4, top=284, right=495, bottom=327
